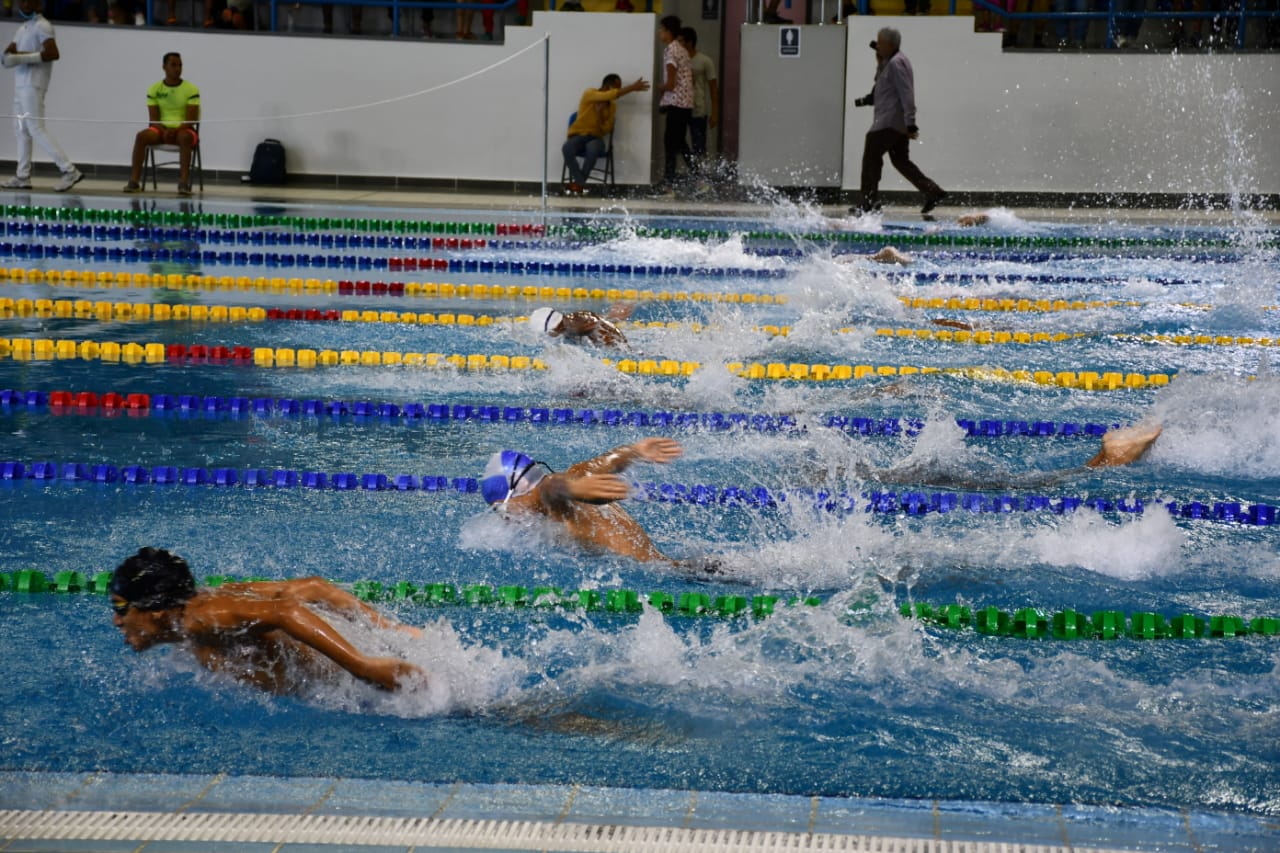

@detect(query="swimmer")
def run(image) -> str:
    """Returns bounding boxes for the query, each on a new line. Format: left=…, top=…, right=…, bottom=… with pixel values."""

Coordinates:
left=109, top=548, right=424, bottom=694
left=835, top=246, right=915, bottom=266
left=957, top=213, right=989, bottom=227
left=529, top=304, right=632, bottom=348
left=480, top=438, right=688, bottom=566
left=862, top=422, right=1164, bottom=490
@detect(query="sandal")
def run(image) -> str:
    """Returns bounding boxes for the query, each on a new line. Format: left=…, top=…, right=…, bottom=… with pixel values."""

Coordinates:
left=122, top=181, right=142, bottom=193
left=177, top=182, right=192, bottom=197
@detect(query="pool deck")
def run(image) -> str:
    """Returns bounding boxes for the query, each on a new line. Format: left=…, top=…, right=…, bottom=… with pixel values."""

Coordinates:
left=2, top=178, right=1277, bottom=852
left=2, top=771, right=1277, bottom=852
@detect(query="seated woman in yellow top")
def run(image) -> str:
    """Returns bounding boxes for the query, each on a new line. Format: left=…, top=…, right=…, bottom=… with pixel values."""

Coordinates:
left=123, top=52, right=200, bottom=196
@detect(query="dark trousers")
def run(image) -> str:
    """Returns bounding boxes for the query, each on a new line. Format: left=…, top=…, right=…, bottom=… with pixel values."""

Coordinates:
left=860, top=128, right=943, bottom=207
left=662, top=106, right=692, bottom=183
left=562, top=134, right=605, bottom=185
left=688, top=115, right=708, bottom=169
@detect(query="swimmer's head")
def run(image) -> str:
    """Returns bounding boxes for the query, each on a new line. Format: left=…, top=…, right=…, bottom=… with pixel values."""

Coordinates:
left=480, top=450, right=548, bottom=505
left=529, top=307, right=565, bottom=335
left=109, top=547, right=197, bottom=613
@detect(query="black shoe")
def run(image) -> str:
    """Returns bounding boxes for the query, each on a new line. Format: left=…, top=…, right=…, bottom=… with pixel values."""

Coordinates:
left=763, top=13, right=790, bottom=23
left=921, top=190, right=947, bottom=215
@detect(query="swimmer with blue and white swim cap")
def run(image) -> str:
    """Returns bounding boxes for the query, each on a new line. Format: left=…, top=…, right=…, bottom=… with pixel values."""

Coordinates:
left=528, top=305, right=630, bottom=348
left=480, top=438, right=684, bottom=565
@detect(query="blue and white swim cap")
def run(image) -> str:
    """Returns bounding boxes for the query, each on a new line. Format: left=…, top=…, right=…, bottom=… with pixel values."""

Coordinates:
left=481, top=450, right=547, bottom=505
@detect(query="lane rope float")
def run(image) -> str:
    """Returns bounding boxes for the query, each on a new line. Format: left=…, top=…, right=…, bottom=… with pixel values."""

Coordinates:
left=3, top=569, right=1277, bottom=640
left=0, top=388, right=1129, bottom=442
left=3, top=204, right=1274, bottom=251
left=0, top=336, right=1184, bottom=389
left=0, top=268, right=788, bottom=305
left=0, top=460, right=1273, bottom=527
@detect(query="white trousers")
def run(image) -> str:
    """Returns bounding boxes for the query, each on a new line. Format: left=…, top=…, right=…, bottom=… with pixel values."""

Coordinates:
left=13, top=86, right=72, bottom=178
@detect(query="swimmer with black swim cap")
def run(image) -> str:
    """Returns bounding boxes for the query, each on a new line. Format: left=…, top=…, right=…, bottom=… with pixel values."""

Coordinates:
left=109, top=547, right=423, bottom=694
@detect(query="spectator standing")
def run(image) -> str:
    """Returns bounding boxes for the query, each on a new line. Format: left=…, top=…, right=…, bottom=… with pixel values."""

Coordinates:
left=656, top=14, right=693, bottom=193
left=122, top=52, right=200, bottom=196
left=562, top=73, right=649, bottom=195
left=678, top=27, right=718, bottom=178
left=851, top=27, right=945, bottom=215
left=1, top=0, right=82, bottom=192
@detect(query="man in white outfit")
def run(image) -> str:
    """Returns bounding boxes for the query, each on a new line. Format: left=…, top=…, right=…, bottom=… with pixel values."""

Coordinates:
left=2, top=0, right=82, bottom=192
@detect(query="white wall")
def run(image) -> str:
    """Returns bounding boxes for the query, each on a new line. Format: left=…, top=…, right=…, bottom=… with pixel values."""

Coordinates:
left=1, top=14, right=1276, bottom=194
left=0, top=12, right=655, bottom=184
left=842, top=18, right=1280, bottom=195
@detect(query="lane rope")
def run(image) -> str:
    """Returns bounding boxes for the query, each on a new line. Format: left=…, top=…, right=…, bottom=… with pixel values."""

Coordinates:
left=0, top=460, right=1272, bottom=526
left=3, top=570, right=1277, bottom=640
left=0, top=388, right=1125, bottom=441
left=0, top=336, right=1184, bottom=388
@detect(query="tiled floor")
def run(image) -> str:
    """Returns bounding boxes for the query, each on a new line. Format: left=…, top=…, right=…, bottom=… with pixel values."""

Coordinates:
left=3, top=770, right=1278, bottom=851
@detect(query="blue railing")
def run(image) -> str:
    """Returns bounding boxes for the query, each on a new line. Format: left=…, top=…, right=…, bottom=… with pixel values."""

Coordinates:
left=840, top=0, right=1278, bottom=50
left=266, top=0, right=524, bottom=35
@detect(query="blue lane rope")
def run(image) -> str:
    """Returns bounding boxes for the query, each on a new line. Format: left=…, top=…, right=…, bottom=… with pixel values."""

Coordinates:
left=0, top=389, right=1118, bottom=441
left=0, top=460, right=1273, bottom=526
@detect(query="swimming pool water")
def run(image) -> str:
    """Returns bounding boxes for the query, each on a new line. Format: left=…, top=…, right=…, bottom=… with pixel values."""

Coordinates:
left=1, top=199, right=1278, bottom=827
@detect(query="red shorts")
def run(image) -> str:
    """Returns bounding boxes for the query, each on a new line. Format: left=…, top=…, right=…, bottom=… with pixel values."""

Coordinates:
left=149, top=125, right=199, bottom=146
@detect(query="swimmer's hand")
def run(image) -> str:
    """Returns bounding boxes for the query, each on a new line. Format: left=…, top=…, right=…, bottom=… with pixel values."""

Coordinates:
left=395, top=623, right=424, bottom=640
left=367, top=657, right=425, bottom=691
left=566, top=473, right=633, bottom=504
left=629, top=437, right=682, bottom=465
left=1085, top=423, right=1163, bottom=468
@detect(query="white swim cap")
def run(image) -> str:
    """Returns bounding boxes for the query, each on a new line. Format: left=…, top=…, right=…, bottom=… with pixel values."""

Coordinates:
left=529, top=307, right=564, bottom=334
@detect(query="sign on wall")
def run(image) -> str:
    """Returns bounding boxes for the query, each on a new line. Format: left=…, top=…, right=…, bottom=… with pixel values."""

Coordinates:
left=779, top=26, right=800, bottom=57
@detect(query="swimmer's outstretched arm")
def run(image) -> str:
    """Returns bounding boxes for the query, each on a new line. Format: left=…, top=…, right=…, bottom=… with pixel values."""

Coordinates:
left=224, top=578, right=422, bottom=638
left=188, top=595, right=423, bottom=691
left=565, top=437, right=683, bottom=478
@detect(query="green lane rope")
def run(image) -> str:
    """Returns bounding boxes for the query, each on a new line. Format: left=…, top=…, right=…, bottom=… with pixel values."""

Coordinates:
left=5, top=569, right=1277, bottom=637
left=3, top=204, right=1273, bottom=250
left=901, top=602, right=1279, bottom=640
left=1, top=570, right=816, bottom=619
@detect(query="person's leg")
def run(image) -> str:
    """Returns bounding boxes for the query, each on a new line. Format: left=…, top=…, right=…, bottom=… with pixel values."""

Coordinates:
left=562, top=135, right=589, bottom=185
left=688, top=115, right=707, bottom=172
left=12, top=92, right=33, bottom=182
left=579, top=135, right=605, bottom=181
left=662, top=108, right=692, bottom=184
left=176, top=127, right=196, bottom=187
left=18, top=88, right=73, bottom=174
left=858, top=129, right=893, bottom=210
left=481, top=0, right=494, bottom=37
left=127, top=126, right=162, bottom=187
left=885, top=131, right=947, bottom=194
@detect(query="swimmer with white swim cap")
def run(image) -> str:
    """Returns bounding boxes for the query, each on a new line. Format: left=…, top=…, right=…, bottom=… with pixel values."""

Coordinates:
left=109, top=547, right=423, bottom=694
left=480, top=438, right=685, bottom=565
left=529, top=304, right=631, bottom=348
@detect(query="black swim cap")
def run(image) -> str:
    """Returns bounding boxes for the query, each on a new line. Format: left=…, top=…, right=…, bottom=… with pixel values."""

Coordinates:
left=109, top=548, right=197, bottom=611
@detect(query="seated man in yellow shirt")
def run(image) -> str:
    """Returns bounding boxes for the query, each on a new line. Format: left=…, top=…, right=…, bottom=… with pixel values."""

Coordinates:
left=562, top=73, right=648, bottom=196
left=123, top=52, right=200, bottom=197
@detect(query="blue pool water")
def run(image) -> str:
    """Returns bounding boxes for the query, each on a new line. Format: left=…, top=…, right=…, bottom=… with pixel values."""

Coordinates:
left=1, top=199, right=1278, bottom=826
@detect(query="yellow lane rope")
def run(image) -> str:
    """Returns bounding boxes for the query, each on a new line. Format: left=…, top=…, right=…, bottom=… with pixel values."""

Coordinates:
left=0, top=334, right=1177, bottom=390
left=3, top=298, right=1275, bottom=350
left=5, top=269, right=1279, bottom=314
left=0, top=268, right=784, bottom=306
